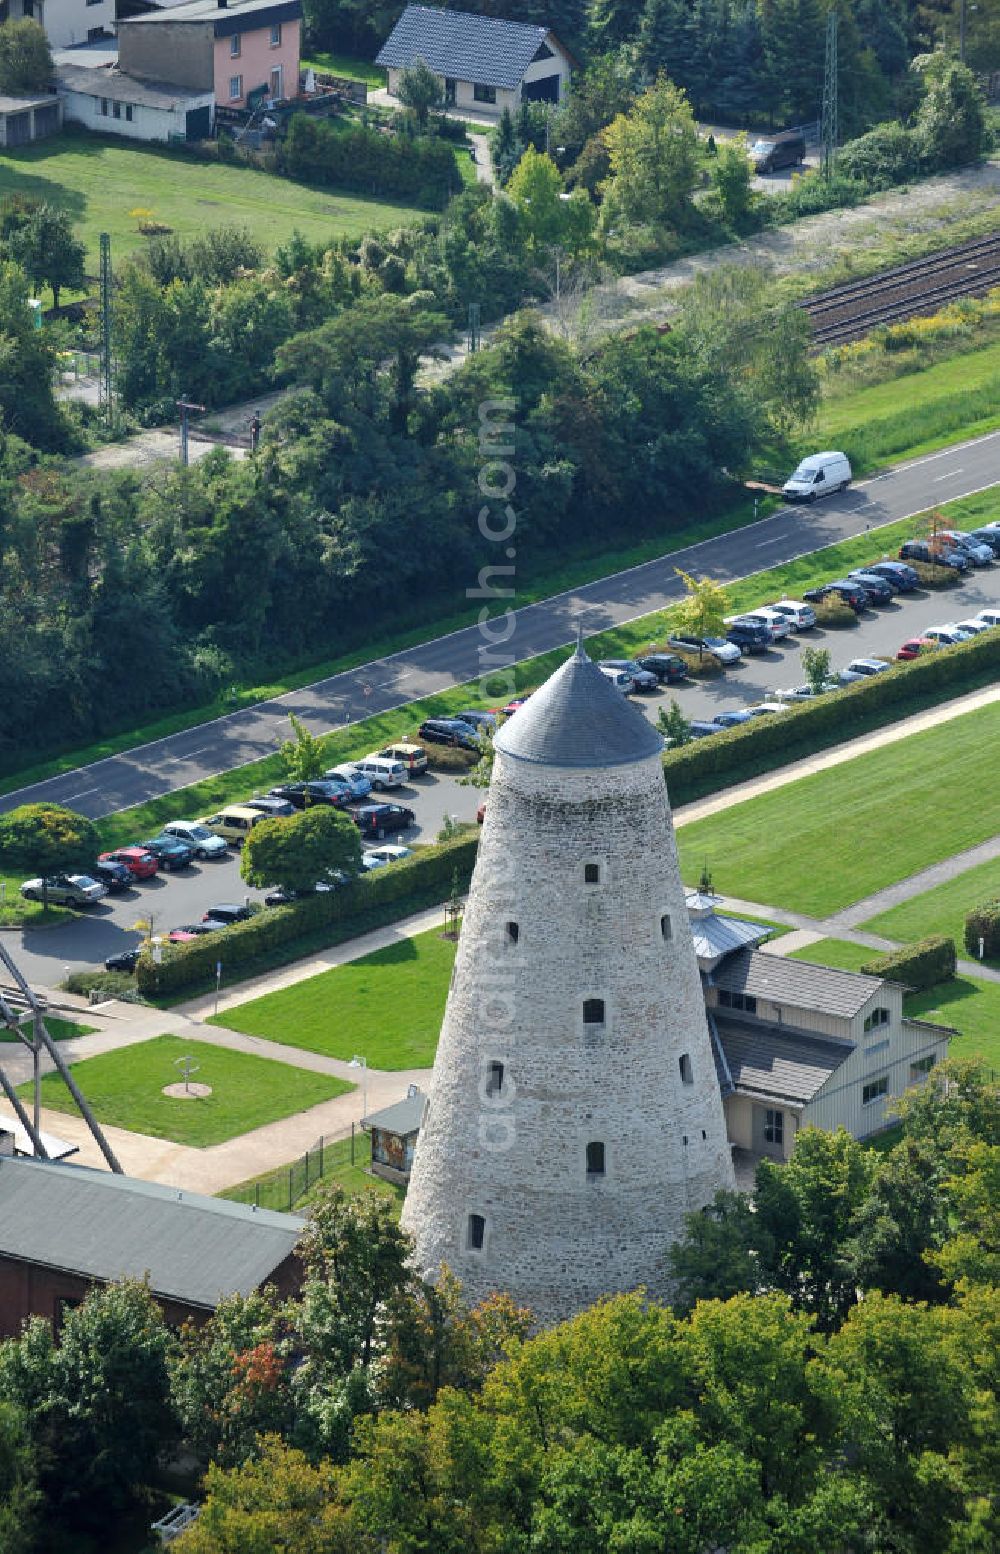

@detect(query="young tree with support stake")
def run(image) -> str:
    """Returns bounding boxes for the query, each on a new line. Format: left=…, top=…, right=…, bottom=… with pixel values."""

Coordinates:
left=673, top=569, right=731, bottom=657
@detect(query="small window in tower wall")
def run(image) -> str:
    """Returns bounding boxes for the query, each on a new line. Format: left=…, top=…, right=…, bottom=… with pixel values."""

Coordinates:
left=661, top=913, right=672, bottom=941
left=506, top=921, right=519, bottom=945
left=586, top=1141, right=605, bottom=1178
left=485, top=1060, right=504, bottom=1098
left=679, top=1053, right=693, bottom=1085
left=583, top=998, right=605, bottom=1026
left=466, top=1213, right=485, bottom=1251
left=584, top=862, right=600, bottom=884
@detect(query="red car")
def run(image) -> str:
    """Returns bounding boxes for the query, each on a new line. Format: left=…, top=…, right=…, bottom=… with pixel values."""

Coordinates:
left=501, top=696, right=530, bottom=716
left=477, top=801, right=486, bottom=825
left=99, top=847, right=159, bottom=880
left=896, top=637, right=938, bottom=661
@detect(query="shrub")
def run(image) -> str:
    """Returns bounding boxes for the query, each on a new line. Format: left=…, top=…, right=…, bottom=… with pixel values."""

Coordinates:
left=814, top=596, right=858, bottom=628
left=281, top=114, right=461, bottom=206
left=411, top=741, right=477, bottom=772
left=964, top=899, right=1000, bottom=960
left=64, top=969, right=145, bottom=1002
left=837, top=122, right=919, bottom=190
left=861, top=935, right=956, bottom=991
left=659, top=646, right=724, bottom=677
left=910, top=560, right=960, bottom=588
left=136, top=830, right=479, bottom=996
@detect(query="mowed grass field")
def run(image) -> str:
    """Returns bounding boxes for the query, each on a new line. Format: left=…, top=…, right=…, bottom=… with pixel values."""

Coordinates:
left=863, top=853, right=1000, bottom=964
left=0, top=132, right=426, bottom=272
left=210, top=926, right=458, bottom=1069
left=18, top=1034, right=353, bottom=1145
left=676, top=700, right=1000, bottom=918
left=789, top=939, right=1000, bottom=1069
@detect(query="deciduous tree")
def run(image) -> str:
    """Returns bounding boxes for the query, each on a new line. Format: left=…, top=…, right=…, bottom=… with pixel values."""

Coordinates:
left=673, top=570, right=730, bottom=648
left=396, top=56, right=443, bottom=128
left=277, top=711, right=326, bottom=781
left=600, top=75, right=700, bottom=230
left=241, top=807, right=362, bottom=894
left=0, top=19, right=52, bottom=94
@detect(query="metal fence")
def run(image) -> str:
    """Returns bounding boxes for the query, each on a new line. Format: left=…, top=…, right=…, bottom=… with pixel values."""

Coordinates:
left=226, top=1129, right=369, bottom=1213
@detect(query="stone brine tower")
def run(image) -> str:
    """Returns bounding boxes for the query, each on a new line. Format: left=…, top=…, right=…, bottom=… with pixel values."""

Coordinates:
left=401, top=643, right=734, bottom=1325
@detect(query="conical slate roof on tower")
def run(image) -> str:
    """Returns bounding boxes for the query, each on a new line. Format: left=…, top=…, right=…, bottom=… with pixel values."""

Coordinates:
left=494, top=642, right=663, bottom=768
left=401, top=642, right=735, bottom=1327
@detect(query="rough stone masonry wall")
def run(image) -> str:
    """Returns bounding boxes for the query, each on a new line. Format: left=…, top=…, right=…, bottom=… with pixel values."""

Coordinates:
left=401, top=746, right=734, bottom=1327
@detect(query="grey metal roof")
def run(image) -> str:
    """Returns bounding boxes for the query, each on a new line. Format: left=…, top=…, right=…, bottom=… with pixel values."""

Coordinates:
left=494, top=644, right=664, bottom=769
left=712, top=948, right=884, bottom=1019
left=0, top=1157, right=302, bottom=1309
left=122, top=0, right=301, bottom=32
left=362, top=1088, right=426, bottom=1135
left=377, top=4, right=554, bottom=89
left=715, top=1014, right=851, bottom=1105
left=687, top=900, right=772, bottom=965
left=0, top=1116, right=77, bottom=1161
left=0, top=93, right=59, bottom=112
left=57, top=65, right=211, bottom=107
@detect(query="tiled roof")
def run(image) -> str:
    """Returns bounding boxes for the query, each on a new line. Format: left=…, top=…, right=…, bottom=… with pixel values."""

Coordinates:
left=494, top=644, right=664, bottom=769
left=712, top=948, right=884, bottom=1019
left=715, top=1014, right=851, bottom=1105
left=377, top=4, right=553, bottom=89
left=57, top=65, right=211, bottom=108
left=0, top=1157, right=302, bottom=1309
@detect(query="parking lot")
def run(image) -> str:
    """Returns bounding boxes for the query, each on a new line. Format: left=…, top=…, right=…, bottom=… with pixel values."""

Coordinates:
left=10, top=550, right=1000, bottom=991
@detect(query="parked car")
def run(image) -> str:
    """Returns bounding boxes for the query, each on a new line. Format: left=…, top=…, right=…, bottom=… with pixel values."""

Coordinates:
left=141, top=835, right=195, bottom=871
left=160, top=821, right=229, bottom=860
left=323, top=764, right=374, bottom=800
left=774, top=680, right=840, bottom=702
left=417, top=719, right=480, bottom=751
left=105, top=947, right=139, bottom=974
left=352, top=803, right=415, bottom=839
left=92, top=859, right=133, bottom=894
left=501, top=696, right=530, bottom=716
left=937, top=530, right=993, bottom=567
left=733, top=607, right=792, bottom=641
left=689, top=720, right=726, bottom=738
left=977, top=609, right=1000, bottom=628
left=898, top=540, right=969, bottom=572
left=923, top=624, right=974, bottom=646
left=896, top=637, right=939, bottom=661
left=476, top=800, right=487, bottom=824
left=952, top=618, right=992, bottom=636
left=782, top=450, right=852, bottom=502
left=750, top=129, right=806, bottom=173
left=768, top=599, right=817, bottom=630
left=98, top=847, right=159, bottom=880
left=454, top=710, right=498, bottom=731
left=201, top=805, right=271, bottom=844
left=746, top=701, right=790, bottom=716
left=724, top=619, right=772, bottom=654
left=169, top=922, right=219, bottom=936
left=245, top=796, right=297, bottom=819
left=201, top=903, right=253, bottom=926
left=846, top=570, right=896, bottom=602
left=969, top=527, right=1000, bottom=556
left=268, top=781, right=352, bottom=810
left=376, top=743, right=429, bottom=777
left=598, top=666, right=635, bottom=694
left=363, top=844, right=413, bottom=868
left=352, top=755, right=412, bottom=788
left=599, top=660, right=659, bottom=691
left=712, top=709, right=755, bottom=727
left=263, top=883, right=336, bottom=906
left=667, top=634, right=742, bottom=665
left=637, top=652, right=687, bottom=683
left=839, top=657, right=892, bottom=683
left=21, top=873, right=106, bottom=907
left=864, top=561, right=919, bottom=591
left=802, top=580, right=868, bottom=612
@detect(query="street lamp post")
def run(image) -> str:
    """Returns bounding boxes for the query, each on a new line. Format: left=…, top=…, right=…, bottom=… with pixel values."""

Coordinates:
left=349, top=1054, right=368, bottom=1121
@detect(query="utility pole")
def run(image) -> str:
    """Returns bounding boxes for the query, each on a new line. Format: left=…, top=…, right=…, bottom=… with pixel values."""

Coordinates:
left=821, top=7, right=839, bottom=179
left=467, top=302, right=481, bottom=353
left=176, top=399, right=205, bottom=466
left=99, top=231, right=113, bottom=429
left=959, top=0, right=967, bottom=63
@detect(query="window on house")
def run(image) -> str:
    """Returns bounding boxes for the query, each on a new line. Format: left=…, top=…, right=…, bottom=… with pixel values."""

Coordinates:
left=718, top=989, right=757, bottom=1014
left=485, top=1060, right=504, bottom=1099
left=466, top=1213, right=485, bottom=1251
left=230, top=32, right=241, bottom=56
left=586, top=1141, right=605, bottom=1178
left=473, top=83, right=497, bottom=103
left=864, top=1007, right=890, bottom=1032
left=270, top=21, right=282, bottom=44
left=679, top=1053, right=693, bottom=1085
left=505, top=921, right=519, bottom=945
left=584, top=862, right=600, bottom=884
left=125, top=104, right=133, bottom=121
left=112, top=101, right=121, bottom=118
left=583, top=998, right=605, bottom=1026
left=862, top=1076, right=889, bottom=1106
left=910, top=1055, right=935, bottom=1080
left=100, top=97, right=109, bottom=115
left=229, top=75, right=243, bottom=101
left=661, top=913, right=672, bottom=941
left=763, top=1108, right=784, bottom=1146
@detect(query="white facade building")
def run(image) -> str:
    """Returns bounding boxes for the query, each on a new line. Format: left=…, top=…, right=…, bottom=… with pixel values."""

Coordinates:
left=58, top=64, right=214, bottom=141
left=402, top=644, right=734, bottom=1326
left=4, top=0, right=114, bottom=52
left=378, top=4, right=572, bottom=118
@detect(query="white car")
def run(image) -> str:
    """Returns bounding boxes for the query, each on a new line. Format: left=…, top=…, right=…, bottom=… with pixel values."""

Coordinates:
left=774, top=680, right=840, bottom=702
left=746, top=701, right=791, bottom=716
left=976, top=609, right=1000, bottom=628
left=923, top=625, right=974, bottom=647
left=363, top=844, right=413, bottom=868
left=324, top=764, right=373, bottom=800
left=160, top=820, right=229, bottom=859
left=952, top=618, right=992, bottom=636
left=732, top=607, right=793, bottom=641
left=768, top=599, right=817, bottom=631
left=599, top=666, right=635, bottom=694
left=352, top=755, right=407, bottom=790
left=839, top=657, right=892, bottom=682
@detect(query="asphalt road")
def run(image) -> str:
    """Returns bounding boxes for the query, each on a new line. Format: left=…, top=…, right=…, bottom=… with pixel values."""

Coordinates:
left=6, top=430, right=998, bottom=830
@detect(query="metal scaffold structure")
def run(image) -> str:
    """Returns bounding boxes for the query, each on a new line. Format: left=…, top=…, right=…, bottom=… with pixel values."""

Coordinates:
left=821, top=8, right=839, bottom=178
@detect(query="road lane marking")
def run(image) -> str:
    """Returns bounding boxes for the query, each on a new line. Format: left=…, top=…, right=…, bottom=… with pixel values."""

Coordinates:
left=60, top=787, right=97, bottom=802
left=934, top=469, right=964, bottom=481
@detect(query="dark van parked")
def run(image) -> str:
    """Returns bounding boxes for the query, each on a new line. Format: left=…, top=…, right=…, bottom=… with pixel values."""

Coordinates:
left=750, top=131, right=806, bottom=173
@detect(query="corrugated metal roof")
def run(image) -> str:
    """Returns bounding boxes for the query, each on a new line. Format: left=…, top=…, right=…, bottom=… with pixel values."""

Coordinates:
left=363, top=1088, right=426, bottom=1135
left=57, top=65, right=211, bottom=107
left=377, top=4, right=553, bottom=89
left=715, top=1014, right=851, bottom=1105
left=689, top=909, right=772, bottom=964
left=495, top=645, right=663, bottom=769
left=0, top=1157, right=303, bottom=1309
left=713, top=948, right=883, bottom=1018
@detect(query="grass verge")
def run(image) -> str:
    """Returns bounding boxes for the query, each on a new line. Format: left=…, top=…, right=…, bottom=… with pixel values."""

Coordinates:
left=17, top=1034, right=354, bottom=1146
left=0, top=876, right=73, bottom=928
left=302, top=52, right=387, bottom=88
left=0, top=1015, right=95, bottom=1044
left=219, top=1130, right=403, bottom=1212
left=861, top=854, right=1000, bottom=968
left=209, top=925, right=458, bottom=1068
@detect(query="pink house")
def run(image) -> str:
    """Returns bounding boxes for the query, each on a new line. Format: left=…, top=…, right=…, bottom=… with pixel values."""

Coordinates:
left=118, top=0, right=301, bottom=112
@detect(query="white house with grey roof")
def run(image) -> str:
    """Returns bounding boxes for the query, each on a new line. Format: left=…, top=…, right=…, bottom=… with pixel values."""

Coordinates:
left=57, top=63, right=216, bottom=141
left=377, top=4, right=573, bottom=117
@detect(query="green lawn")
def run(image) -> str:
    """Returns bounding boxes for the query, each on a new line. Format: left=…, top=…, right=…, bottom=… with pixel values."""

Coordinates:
left=0, top=132, right=425, bottom=274
left=302, top=51, right=387, bottom=88
left=1, top=1015, right=96, bottom=1045
left=221, top=1130, right=403, bottom=1212
left=0, top=874, right=72, bottom=928
left=210, top=925, right=457, bottom=1069
left=676, top=699, right=1000, bottom=919
left=862, top=854, right=1000, bottom=966
left=789, top=939, right=879, bottom=972
left=17, top=1034, right=353, bottom=1146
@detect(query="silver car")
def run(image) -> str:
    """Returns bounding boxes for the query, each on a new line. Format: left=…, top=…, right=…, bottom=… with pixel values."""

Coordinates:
left=20, top=873, right=107, bottom=906
left=599, top=659, right=659, bottom=691
left=324, top=764, right=373, bottom=800
left=160, top=820, right=230, bottom=859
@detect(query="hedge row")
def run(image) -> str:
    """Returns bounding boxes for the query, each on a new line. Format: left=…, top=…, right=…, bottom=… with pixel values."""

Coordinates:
left=964, top=899, right=1000, bottom=959
left=281, top=115, right=461, bottom=206
left=662, top=626, right=1000, bottom=807
left=861, top=935, right=957, bottom=992
left=136, top=830, right=478, bottom=997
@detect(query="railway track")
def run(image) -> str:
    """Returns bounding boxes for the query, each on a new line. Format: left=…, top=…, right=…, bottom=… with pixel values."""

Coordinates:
left=803, top=233, right=1000, bottom=346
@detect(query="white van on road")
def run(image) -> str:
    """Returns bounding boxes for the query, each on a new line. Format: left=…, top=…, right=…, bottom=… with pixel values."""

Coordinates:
left=782, top=451, right=852, bottom=502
